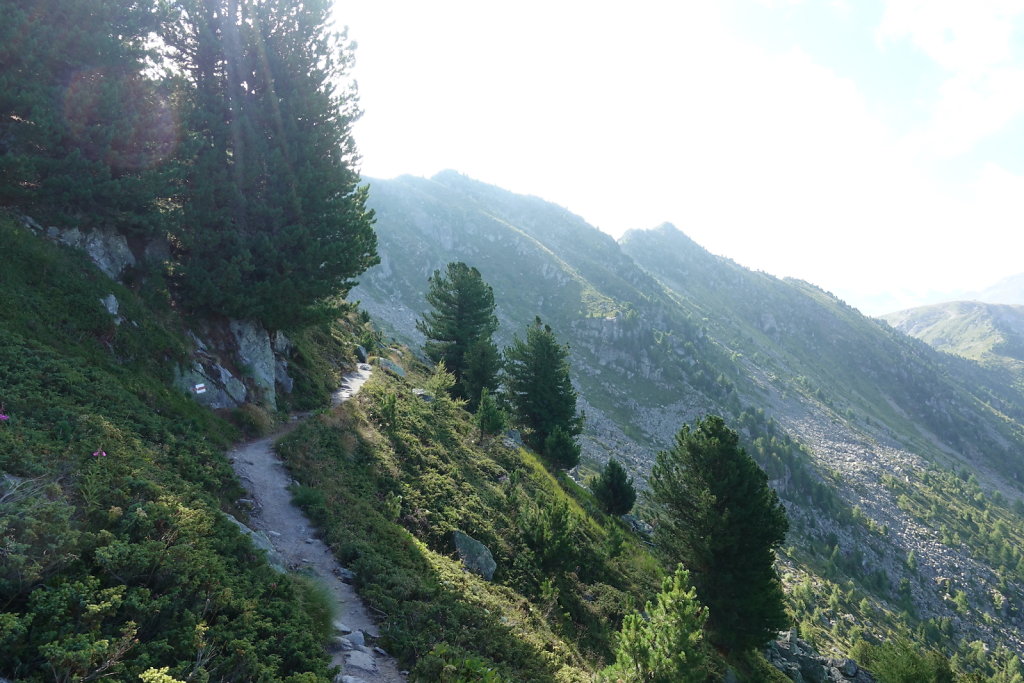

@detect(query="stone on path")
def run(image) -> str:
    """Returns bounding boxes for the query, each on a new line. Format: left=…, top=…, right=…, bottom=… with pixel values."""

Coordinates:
left=345, top=650, right=377, bottom=673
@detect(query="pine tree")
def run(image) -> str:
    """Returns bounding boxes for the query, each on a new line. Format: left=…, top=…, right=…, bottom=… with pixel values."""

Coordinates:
left=650, top=415, right=789, bottom=653
left=161, top=0, right=377, bottom=330
left=602, top=565, right=708, bottom=683
left=462, top=337, right=502, bottom=410
left=0, top=0, right=170, bottom=234
left=416, top=262, right=499, bottom=405
left=544, top=425, right=581, bottom=470
left=592, top=458, right=637, bottom=516
left=475, top=388, right=507, bottom=443
left=504, top=317, right=583, bottom=462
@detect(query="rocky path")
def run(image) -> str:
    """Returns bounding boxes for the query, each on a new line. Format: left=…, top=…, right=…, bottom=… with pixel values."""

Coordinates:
left=229, top=365, right=405, bottom=683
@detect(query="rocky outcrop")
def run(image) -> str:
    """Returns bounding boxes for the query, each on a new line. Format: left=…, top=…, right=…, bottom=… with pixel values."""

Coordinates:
left=453, top=530, right=496, bottom=581
left=231, top=320, right=277, bottom=407
left=766, top=631, right=874, bottom=683
left=174, top=360, right=247, bottom=410
left=36, top=221, right=137, bottom=279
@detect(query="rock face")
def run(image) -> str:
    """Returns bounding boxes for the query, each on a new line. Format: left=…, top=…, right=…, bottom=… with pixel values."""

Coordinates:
left=230, top=320, right=277, bottom=406
left=43, top=224, right=137, bottom=279
left=452, top=530, right=496, bottom=581
left=174, top=361, right=247, bottom=410
left=766, top=632, right=875, bottom=683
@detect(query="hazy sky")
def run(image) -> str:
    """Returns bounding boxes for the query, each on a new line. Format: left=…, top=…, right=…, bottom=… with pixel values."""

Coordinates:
left=335, top=0, right=1024, bottom=314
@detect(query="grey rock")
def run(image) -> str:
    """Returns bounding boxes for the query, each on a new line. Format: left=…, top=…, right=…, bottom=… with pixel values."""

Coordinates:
left=374, top=646, right=388, bottom=656
left=230, top=319, right=276, bottom=407
left=221, top=513, right=286, bottom=573
left=335, top=567, right=356, bottom=583
left=355, top=345, right=368, bottom=362
left=275, top=357, right=294, bottom=394
left=83, top=228, right=136, bottom=279
left=101, top=293, right=119, bottom=317
left=173, top=362, right=245, bottom=409
left=347, top=630, right=366, bottom=648
left=335, top=636, right=354, bottom=651
left=336, top=676, right=369, bottom=683
left=453, top=530, right=497, bottom=581
left=376, top=357, right=406, bottom=377
left=46, top=225, right=136, bottom=279
left=412, top=388, right=434, bottom=402
left=272, top=330, right=293, bottom=354
left=839, top=659, right=858, bottom=677
left=333, top=620, right=352, bottom=634
left=801, top=659, right=828, bottom=683
left=344, top=649, right=377, bottom=673
left=503, top=428, right=524, bottom=447
left=780, top=662, right=805, bottom=682
left=19, top=214, right=42, bottom=232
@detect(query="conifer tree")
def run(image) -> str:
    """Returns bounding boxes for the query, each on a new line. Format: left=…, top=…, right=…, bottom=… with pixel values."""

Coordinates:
left=475, top=388, right=507, bottom=443
left=603, top=565, right=708, bottom=683
left=592, top=458, right=637, bottom=516
left=416, top=262, right=499, bottom=405
left=650, top=415, right=789, bottom=652
left=504, top=317, right=583, bottom=463
left=161, top=0, right=377, bottom=330
left=0, top=0, right=170, bottom=234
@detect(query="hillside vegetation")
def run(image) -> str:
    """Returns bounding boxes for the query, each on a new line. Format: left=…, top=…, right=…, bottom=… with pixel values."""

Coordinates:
left=0, top=213, right=342, bottom=681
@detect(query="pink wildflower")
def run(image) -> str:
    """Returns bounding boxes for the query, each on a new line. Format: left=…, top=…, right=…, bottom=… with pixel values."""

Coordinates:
left=0, top=414, right=8, bottom=421
left=92, top=450, right=107, bottom=457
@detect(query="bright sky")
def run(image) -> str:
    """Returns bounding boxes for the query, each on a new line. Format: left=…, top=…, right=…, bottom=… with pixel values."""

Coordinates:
left=334, top=0, right=1024, bottom=315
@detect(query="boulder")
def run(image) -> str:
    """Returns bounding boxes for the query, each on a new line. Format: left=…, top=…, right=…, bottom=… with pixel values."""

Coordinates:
left=101, top=293, right=119, bottom=318
left=344, top=650, right=377, bottom=674
left=768, top=634, right=874, bottom=683
left=376, top=358, right=406, bottom=377
left=46, top=225, right=137, bottom=279
left=355, top=345, right=368, bottom=362
left=453, top=530, right=496, bottom=581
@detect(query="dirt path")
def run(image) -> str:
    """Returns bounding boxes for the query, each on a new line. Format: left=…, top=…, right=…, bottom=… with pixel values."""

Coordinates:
left=229, top=366, right=405, bottom=683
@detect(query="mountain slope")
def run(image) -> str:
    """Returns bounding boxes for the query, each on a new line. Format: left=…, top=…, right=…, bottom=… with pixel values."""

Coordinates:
left=352, top=172, right=1024, bottom=670
left=882, top=301, right=1024, bottom=382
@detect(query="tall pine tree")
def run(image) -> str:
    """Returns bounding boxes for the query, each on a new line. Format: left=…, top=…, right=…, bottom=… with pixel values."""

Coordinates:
left=504, top=317, right=583, bottom=464
left=161, top=0, right=377, bottom=330
left=650, top=415, right=789, bottom=653
left=416, top=262, right=499, bottom=406
left=0, top=0, right=171, bottom=235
